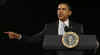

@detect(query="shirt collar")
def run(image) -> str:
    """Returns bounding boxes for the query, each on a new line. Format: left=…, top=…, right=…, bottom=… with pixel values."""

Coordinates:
left=59, top=19, right=69, bottom=27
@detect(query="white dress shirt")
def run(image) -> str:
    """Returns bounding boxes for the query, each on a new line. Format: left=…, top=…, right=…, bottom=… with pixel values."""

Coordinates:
left=58, top=19, right=69, bottom=35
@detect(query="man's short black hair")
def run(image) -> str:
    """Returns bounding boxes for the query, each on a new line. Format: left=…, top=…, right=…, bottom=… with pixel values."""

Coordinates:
left=57, top=1, right=72, bottom=11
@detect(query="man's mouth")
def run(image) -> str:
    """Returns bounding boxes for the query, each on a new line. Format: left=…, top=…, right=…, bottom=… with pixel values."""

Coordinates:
left=59, top=14, right=63, bottom=17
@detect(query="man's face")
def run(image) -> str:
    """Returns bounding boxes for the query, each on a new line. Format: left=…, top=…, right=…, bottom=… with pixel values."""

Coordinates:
left=57, top=4, right=72, bottom=21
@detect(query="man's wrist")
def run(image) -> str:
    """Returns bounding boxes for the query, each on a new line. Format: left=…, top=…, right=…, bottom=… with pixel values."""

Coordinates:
left=96, top=40, right=99, bottom=48
left=16, top=34, right=22, bottom=40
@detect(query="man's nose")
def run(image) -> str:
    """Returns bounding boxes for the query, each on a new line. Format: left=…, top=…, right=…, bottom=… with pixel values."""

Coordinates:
left=59, top=10, right=63, bottom=14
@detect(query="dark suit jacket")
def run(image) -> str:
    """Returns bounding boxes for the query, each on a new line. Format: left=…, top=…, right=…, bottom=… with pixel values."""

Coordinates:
left=45, top=21, right=84, bottom=35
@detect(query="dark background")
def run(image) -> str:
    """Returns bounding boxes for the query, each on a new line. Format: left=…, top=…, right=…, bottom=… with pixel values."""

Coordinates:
left=0, top=0, right=99, bottom=34
left=0, top=0, right=100, bottom=54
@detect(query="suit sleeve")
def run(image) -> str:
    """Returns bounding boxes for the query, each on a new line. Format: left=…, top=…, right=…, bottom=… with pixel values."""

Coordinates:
left=19, top=24, right=47, bottom=44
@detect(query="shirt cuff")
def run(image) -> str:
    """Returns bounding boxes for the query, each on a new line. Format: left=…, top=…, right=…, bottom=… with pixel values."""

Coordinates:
left=17, top=34, right=22, bottom=40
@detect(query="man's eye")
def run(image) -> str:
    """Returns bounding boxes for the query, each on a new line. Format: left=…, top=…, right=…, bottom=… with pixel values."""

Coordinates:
left=62, top=8, right=66, bottom=10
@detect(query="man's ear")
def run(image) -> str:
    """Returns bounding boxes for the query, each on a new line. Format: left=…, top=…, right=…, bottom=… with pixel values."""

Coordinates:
left=69, top=10, right=72, bottom=16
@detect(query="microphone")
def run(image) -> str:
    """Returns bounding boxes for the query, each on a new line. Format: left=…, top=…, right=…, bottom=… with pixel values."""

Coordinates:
left=64, top=26, right=68, bottom=32
left=64, top=26, right=72, bottom=32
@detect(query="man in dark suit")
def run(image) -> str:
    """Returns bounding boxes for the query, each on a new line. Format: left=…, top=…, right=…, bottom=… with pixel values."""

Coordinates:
left=43, top=2, right=99, bottom=55
left=43, top=2, right=83, bottom=55
left=1, top=1, right=99, bottom=55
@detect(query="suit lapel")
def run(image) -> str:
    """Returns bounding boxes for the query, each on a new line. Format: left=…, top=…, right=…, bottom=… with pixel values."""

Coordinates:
left=69, top=20, right=73, bottom=29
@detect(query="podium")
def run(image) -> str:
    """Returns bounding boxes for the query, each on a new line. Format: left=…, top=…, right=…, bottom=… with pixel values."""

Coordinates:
left=43, top=33, right=96, bottom=51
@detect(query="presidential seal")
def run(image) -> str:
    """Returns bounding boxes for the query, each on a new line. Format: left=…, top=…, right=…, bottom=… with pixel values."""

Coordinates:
left=62, top=32, right=79, bottom=48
